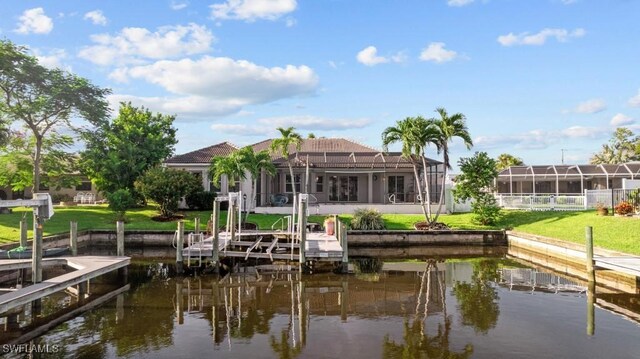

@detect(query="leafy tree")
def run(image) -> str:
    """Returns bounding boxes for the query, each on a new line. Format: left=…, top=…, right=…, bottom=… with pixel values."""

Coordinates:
left=453, top=152, right=500, bottom=225
left=270, top=127, right=302, bottom=197
left=590, top=127, right=639, bottom=164
left=495, top=153, right=524, bottom=171
left=209, top=152, right=245, bottom=190
left=0, top=130, right=79, bottom=191
left=81, top=103, right=177, bottom=203
left=236, top=146, right=276, bottom=215
left=307, top=133, right=316, bottom=139
left=0, top=40, right=110, bottom=193
left=135, top=167, right=201, bottom=218
left=432, top=107, right=473, bottom=223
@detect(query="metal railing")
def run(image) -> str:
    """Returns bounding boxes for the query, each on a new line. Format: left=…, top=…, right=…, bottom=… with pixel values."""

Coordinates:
left=497, top=194, right=586, bottom=211
left=585, top=189, right=640, bottom=209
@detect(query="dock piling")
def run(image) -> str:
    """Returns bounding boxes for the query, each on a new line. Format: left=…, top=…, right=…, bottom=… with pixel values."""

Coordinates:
left=116, top=221, right=125, bottom=257
left=298, top=197, right=307, bottom=267
left=585, top=226, right=595, bottom=282
left=31, top=214, right=43, bottom=284
left=585, top=226, right=596, bottom=335
left=212, top=201, right=220, bottom=272
left=340, top=221, right=349, bottom=274
left=177, top=221, right=184, bottom=273
left=19, top=217, right=28, bottom=248
left=70, top=221, right=78, bottom=256
left=195, top=217, right=200, bottom=235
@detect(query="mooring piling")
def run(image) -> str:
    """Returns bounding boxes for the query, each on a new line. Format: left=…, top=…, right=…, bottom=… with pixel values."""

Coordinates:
left=19, top=217, right=28, bottom=248
left=194, top=217, right=200, bottom=235
left=70, top=221, right=78, bottom=256
left=585, top=225, right=596, bottom=335
left=116, top=221, right=125, bottom=257
left=212, top=201, right=220, bottom=272
left=31, top=215, right=43, bottom=284
left=176, top=221, right=184, bottom=273
left=585, top=226, right=595, bottom=282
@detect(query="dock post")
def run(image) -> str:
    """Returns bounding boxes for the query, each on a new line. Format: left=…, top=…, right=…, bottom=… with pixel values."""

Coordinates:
left=340, top=222, right=349, bottom=274
left=229, top=198, right=236, bottom=242
left=70, top=221, right=78, bottom=256
left=194, top=217, right=200, bottom=235
left=340, top=278, right=348, bottom=322
left=176, top=221, right=184, bottom=274
left=212, top=201, right=220, bottom=272
left=19, top=217, right=28, bottom=248
left=116, top=221, right=125, bottom=257
left=176, top=280, right=184, bottom=325
left=298, top=197, right=307, bottom=269
left=585, top=226, right=595, bottom=282
left=32, top=213, right=43, bottom=284
left=585, top=226, right=596, bottom=335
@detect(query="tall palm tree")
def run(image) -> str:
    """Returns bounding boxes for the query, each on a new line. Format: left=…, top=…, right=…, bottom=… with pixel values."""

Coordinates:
left=412, top=117, right=441, bottom=221
left=236, top=146, right=276, bottom=216
left=270, top=127, right=303, bottom=198
left=382, top=117, right=431, bottom=222
left=432, top=107, right=473, bottom=223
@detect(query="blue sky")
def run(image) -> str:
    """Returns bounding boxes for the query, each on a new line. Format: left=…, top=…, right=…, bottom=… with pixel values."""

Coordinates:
left=2, top=0, right=640, bottom=169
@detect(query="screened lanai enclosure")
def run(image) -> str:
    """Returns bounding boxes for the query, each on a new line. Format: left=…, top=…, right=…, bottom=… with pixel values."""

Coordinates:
left=496, top=163, right=640, bottom=195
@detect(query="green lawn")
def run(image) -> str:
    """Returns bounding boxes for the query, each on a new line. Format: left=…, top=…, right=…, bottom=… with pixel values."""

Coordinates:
left=1, top=206, right=639, bottom=255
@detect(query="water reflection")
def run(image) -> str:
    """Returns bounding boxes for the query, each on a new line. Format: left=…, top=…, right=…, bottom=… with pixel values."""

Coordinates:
left=452, top=259, right=500, bottom=334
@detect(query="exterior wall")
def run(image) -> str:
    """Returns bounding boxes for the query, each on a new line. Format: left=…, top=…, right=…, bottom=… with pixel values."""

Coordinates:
left=256, top=203, right=437, bottom=215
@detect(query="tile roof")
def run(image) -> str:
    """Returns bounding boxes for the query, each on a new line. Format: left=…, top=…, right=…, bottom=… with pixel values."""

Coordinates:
left=165, top=138, right=441, bottom=168
left=164, top=142, right=238, bottom=164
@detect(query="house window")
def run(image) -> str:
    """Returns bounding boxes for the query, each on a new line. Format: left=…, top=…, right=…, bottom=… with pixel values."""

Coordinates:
left=76, top=181, right=92, bottom=191
left=315, top=176, right=323, bottom=193
left=329, top=176, right=358, bottom=202
left=285, top=174, right=301, bottom=193
left=388, top=175, right=405, bottom=202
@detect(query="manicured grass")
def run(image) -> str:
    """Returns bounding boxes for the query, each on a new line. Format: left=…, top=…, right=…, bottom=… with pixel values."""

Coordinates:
left=1, top=206, right=639, bottom=255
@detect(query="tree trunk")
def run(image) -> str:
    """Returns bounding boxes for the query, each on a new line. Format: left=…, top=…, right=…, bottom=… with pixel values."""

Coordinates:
left=421, top=154, right=433, bottom=222
left=412, top=164, right=429, bottom=223
left=288, top=162, right=297, bottom=199
left=248, top=176, right=257, bottom=222
left=32, top=135, right=43, bottom=196
left=433, top=164, right=447, bottom=223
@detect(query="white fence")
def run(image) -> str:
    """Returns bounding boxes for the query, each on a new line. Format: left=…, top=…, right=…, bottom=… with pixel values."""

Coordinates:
left=584, top=189, right=640, bottom=209
left=496, top=194, right=586, bottom=211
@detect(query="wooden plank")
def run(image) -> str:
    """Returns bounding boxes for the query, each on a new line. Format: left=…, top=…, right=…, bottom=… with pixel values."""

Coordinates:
left=0, top=256, right=130, bottom=313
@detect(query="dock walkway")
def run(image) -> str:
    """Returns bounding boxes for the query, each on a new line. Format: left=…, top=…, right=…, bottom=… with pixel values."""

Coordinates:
left=0, top=256, right=130, bottom=313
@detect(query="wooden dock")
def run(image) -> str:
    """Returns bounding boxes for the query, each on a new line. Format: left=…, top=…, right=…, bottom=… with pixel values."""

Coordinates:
left=594, top=256, right=640, bottom=277
left=182, top=231, right=344, bottom=262
left=0, top=256, right=130, bottom=313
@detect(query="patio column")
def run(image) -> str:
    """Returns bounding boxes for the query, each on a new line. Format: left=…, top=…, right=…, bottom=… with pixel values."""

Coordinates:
left=201, top=170, right=209, bottom=191
left=368, top=173, right=373, bottom=203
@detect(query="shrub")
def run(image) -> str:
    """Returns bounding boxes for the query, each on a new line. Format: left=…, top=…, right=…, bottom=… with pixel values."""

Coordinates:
left=614, top=201, right=634, bottom=215
left=51, top=194, right=73, bottom=203
left=350, top=208, right=385, bottom=230
left=106, top=189, right=135, bottom=221
left=186, top=191, right=216, bottom=210
left=595, top=202, right=609, bottom=216
left=135, top=167, right=202, bottom=218
left=471, top=193, right=501, bottom=225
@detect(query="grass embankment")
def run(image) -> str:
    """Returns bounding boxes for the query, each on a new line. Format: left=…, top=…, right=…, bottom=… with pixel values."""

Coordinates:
left=0, top=206, right=638, bottom=255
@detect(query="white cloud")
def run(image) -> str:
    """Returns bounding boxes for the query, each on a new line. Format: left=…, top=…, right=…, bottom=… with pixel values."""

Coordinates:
left=628, top=89, right=640, bottom=107
left=497, top=28, right=585, bottom=46
left=447, top=0, right=474, bottom=7
left=84, top=10, right=107, bottom=26
left=560, top=0, right=577, bottom=4
left=474, top=126, right=607, bottom=150
left=211, top=0, right=297, bottom=21
left=610, top=113, right=635, bottom=127
left=33, top=48, right=68, bottom=70
left=285, top=17, right=297, bottom=27
left=356, top=46, right=389, bottom=66
left=108, top=67, right=130, bottom=83
left=419, top=42, right=458, bottom=63
left=572, top=98, right=606, bottom=114
left=78, top=23, right=214, bottom=66
left=211, top=124, right=269, bottom=136
left=257, top=115, right=372, bottom=130
left=15, top=8, right=53, bottom=34
left=109, top=56, right=318, bottom=119
left=171, top=1, right=189, bottom=10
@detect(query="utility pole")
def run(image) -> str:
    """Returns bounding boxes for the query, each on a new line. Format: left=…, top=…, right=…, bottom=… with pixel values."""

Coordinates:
left=561, top=149, right=567, bottom=164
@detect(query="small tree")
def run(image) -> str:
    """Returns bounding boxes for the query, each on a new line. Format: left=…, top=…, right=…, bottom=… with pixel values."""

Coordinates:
left=135, top=167, right=202, bottom=218
left=495, top=153, right=524, bottom=171
left=106, top=188, right=135, bottom=221
left=270, top=127, right=302, bottom=198
left=453, top=152, right=500, bottom=225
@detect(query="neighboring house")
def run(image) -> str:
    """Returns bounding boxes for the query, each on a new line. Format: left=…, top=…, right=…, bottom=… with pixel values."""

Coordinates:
left=164, top=138, right=444, bottom=214
left=0, top=175, right=102, bottom=203
left=496, top=163, right=640, bottom=195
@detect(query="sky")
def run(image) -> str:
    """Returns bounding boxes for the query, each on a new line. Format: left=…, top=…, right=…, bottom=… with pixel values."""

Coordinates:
left=2, top=0, right=640, bottom=170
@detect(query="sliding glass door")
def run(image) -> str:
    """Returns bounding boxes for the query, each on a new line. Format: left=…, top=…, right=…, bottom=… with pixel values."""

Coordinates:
left=328, top=176, right=358, bottom=202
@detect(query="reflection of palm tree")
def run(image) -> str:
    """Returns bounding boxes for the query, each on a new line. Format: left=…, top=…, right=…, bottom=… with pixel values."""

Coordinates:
left=270, top=329, right=302, bottom=359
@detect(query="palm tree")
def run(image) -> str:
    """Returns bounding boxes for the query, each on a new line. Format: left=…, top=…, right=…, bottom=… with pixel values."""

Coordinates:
left=412, top=117, right=441, bottom=221
left=382, top=117, right=431, bottom=222
left=496, top=153, right=524, bottom=171
left=270, top=127, right=303, bottom=198
left=432, top=107, right=473, bottom=223
left=209, top=152, right=245, bottom=193
left=236, top=146, right=276, bottom=216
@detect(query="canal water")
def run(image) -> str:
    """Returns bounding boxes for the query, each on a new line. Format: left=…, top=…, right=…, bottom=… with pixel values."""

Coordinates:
left=6, top=255, right=640, bottom=359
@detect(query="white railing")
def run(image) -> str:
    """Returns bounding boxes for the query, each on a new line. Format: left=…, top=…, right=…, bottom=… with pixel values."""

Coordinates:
left=497, top=194, right=586, bottom=211
left=584, top=189, right=640, bottom=209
